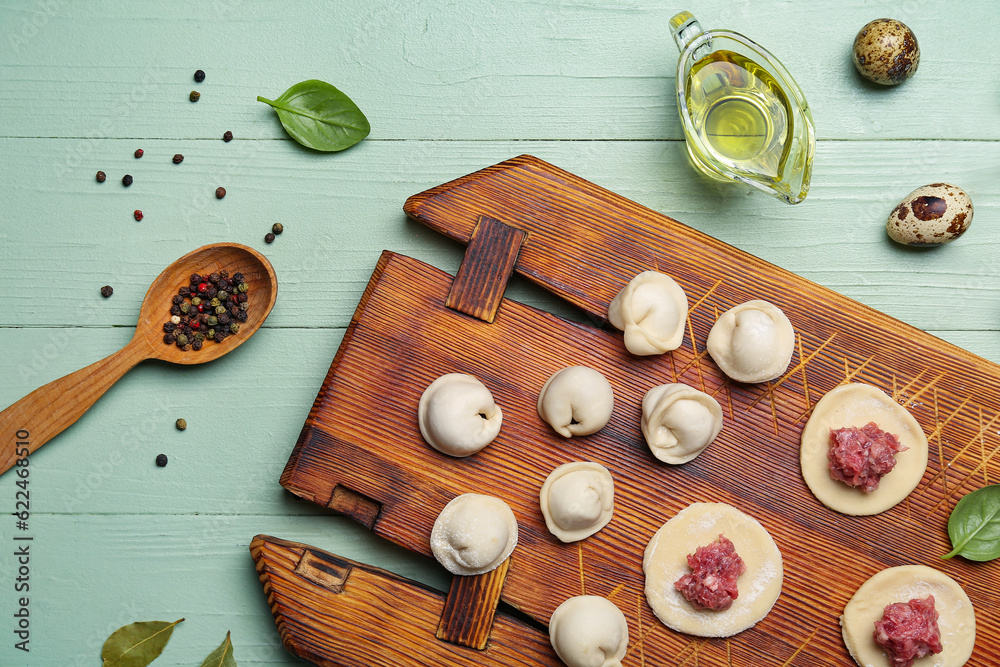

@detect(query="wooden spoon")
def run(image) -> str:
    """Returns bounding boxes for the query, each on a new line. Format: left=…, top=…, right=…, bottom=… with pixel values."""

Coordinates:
left=0, top=243, right=277, bottom=476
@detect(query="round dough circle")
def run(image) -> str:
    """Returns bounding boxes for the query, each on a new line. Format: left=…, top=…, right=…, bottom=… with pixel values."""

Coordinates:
left=549, top=595, right=629, bottom=667
left=706, top=300, right=795, bottom=383
left=841, top=565, right=975, bottom=667
left=607, top=271, right=688, bottom=356
left=430, top=493, right=518, bottom=575
left=539, top=462, right=615, bottom=542
left=643, top=503, right=783, bottom=637
left=800, top=383, right=928, bottom=516
left=537, top=366, right=615, bottom=438
left=641, top=383, right=724, bottom=464
left=418, top=373, right=502, bottom=457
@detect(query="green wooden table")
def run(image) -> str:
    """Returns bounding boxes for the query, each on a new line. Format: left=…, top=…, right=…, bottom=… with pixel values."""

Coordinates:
left=1, top=1, right=997, bottom=664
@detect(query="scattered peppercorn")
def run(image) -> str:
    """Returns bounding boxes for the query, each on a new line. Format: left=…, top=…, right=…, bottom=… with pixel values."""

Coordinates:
left=264, top=232, right=275, bottom=243
left=96, top=170, right=106, bottom=182
left=134, top=148, right=143, bottom=158
left=175, top=418, right=187, bottom=431
left=173, top=153, right=184, bottom=164
left=189, top=90, right=200, bottom=102
left=134, top=210, right=143, bottom=222
left=122, top=174, right=133, bottom=187
left=223, top=130, right=233, bottom=142
left=215, top=187, right=226, bottom=199
left=272, top=223, right=283, bottom=235
left=100, top=285, right=114, bottom=298
left=194, top=69, right=205, bottom=82
left=155, top=454, right=168, bottom=467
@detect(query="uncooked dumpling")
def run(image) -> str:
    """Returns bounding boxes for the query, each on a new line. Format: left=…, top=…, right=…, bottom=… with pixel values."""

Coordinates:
left=643, top=503, right=783, bottom=638
left=430, top=493, right=518, bottom=576
left=800, top=383, right=928, bottom=516
left=537, top=366, right=614, bottom=438
left=418, top=373, right=502, bottom=457
left=607, top=271, right=688, bottom=355
left=641, top=383, right=723, bottom=464
left=706, top=300, right=794, bottom=383
left=539, top=462, right=614, bottom=542
left=841, top=565, right=975, bottom=667
left=549, top=595, right=629, bottom=667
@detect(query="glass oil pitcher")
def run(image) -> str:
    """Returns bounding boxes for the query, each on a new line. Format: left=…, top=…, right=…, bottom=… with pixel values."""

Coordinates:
left=670, top=12, right=815, bottom=204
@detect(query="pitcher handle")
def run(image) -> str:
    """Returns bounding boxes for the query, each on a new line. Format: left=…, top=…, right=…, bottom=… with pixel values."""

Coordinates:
left=670, top=11, right=711, bottom=59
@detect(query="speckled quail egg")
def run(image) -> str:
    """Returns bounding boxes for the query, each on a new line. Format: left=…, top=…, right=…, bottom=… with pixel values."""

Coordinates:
left=886, top=183, right=973, bottom=246
left=853, top=19, right=919, bottom=85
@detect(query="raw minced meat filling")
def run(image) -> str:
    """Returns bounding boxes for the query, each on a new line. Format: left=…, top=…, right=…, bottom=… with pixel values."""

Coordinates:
left=673, top=534, right=747, bottom=611
left=828, top=422, right=907, bottom=493
left=873, top=595, right=943, bottom=667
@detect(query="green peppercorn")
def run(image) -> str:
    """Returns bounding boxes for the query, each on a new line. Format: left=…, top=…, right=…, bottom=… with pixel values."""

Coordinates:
left=217, top=290, right=228, bottom=300
left=176, top=333, right=189, bottom=346
left=229, top=322, right=240, bottom=333
left=238, top=282, right=248, bottom=293
left=190, top=90, right=200, bottom=102
left=207, top=315, right=218, bottom=326
left=239, top=303, right=248, bottom=311
left=206, top=328, right=216, bottom=339
left=210, top=297, right=221, bottom=308
left=272, top=223, right=283, bottom=235
left=193, top=332, right=205, bottom=343
left=215, top=305, right=226, bottom=315
left=175, top=418, right=187, bottom=431
left=190, top=296, right=202, bottom=306
left=179, top=302, right=191, bottom=314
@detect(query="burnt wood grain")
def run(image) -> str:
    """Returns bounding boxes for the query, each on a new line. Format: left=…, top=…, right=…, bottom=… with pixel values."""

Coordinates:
left=251, top=536, right=557, bottom=667
left=445, top=215, right=526, bottom=323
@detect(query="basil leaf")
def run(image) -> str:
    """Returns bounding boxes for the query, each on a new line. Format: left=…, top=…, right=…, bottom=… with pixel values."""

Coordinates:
left=943, top=484, right=1000, bottom=561
left=199, top=631, right=237, bottom=667
left=257, top=80, right=370, bottom=152
left=101, top=618, right=184, bottom=667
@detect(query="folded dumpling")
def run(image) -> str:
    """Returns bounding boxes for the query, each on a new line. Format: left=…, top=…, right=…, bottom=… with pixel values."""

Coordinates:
left=641, top=383, right=723, bottom=464
left=607, top=271, right=688, bottom=355
left=537, top=366, right=614, bottom=438
left=418, top=373, right=502, bottom=457
left=430, top=493, right=518, bottom=575
left=706, top=300, right=794, bottom=383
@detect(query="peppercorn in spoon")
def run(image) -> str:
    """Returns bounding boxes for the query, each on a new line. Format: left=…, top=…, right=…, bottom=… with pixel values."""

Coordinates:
left=0, top=243, right=277, bottom=476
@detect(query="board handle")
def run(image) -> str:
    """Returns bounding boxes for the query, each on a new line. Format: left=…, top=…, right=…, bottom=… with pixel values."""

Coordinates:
left=0, top=339, right=150, bottom=475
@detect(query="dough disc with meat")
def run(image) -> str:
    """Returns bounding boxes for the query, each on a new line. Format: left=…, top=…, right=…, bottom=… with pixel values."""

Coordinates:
left=642, top=502, right=783, bottom=637
left=800, top=383, right=928, bottom=516
left=841, top=565, right=975, bottom=667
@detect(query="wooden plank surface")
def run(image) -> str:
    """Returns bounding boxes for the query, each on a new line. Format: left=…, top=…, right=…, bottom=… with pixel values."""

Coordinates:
left=1, top=0, right=999, bottom=664
left=1, top=1, right=999, bottom=141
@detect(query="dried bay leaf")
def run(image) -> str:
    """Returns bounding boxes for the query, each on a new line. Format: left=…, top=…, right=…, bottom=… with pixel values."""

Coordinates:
left=199, top=631, right=237, bottom=667
left=101, top=618, right=184, bottom=667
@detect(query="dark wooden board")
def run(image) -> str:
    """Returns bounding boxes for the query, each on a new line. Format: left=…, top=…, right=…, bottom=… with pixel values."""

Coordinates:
left=277, top=156, right=1000, bottom=666
left=250, top=535, right=557, bottom=667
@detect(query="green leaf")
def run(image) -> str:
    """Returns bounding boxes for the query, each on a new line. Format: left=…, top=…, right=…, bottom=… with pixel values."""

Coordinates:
left=257, top=79, right=370, bottom=152
left=199, top=631, right=237, bottom=667
left=101, top=618, right=184, bottom=667
left=943, top=484, right=1000, bottom=561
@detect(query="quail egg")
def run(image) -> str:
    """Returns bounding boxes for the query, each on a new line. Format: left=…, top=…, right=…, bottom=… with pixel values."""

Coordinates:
left=886, top=183, right=973, bottom=246
left=853, top=19, right=919, bottom=85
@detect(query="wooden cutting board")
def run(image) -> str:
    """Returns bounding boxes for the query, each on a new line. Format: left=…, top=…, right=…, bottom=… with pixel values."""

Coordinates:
left=267, top=155, right=1000, bottom=666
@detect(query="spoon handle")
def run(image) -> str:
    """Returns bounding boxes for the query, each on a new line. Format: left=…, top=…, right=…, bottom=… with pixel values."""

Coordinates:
left=0, top=339, right=150, bottom=476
